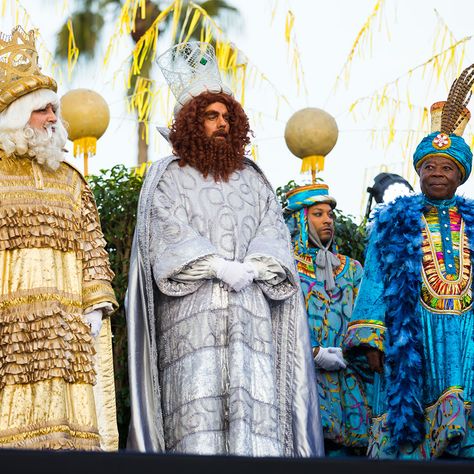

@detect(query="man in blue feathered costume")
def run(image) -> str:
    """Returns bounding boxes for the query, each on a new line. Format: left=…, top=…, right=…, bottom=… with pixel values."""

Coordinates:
left=345, top=64, right=474, bottom=459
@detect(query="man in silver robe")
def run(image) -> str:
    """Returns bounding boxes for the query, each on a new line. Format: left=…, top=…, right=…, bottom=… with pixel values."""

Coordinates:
left=126, top=42, right=323, bottom=456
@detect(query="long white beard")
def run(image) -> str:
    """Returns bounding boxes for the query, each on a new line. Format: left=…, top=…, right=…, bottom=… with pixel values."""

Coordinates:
left=0, top=122, right=68, bottom=171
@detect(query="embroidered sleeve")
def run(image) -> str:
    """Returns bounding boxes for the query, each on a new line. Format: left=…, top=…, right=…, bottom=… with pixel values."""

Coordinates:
left=344, top=237, right=386, bottom=352
left=149, top=169, right=217, bottom=296
left=81, top=184, right=118, bottom=313
left=344, top=319, right=385, bottom=352
left=245, top=173, right=297, bottom=301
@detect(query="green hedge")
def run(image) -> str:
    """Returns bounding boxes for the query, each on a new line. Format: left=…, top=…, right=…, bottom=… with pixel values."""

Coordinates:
left=88, top=165, right=144, bottom=447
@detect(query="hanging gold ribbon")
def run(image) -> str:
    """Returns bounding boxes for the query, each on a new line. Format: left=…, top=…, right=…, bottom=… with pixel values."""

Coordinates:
left=300, top=155, right=325, bottom=184
left=73, top=137, right=97, bottom=176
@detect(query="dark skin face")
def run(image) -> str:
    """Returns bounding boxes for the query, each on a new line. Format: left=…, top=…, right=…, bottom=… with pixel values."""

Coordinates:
left=307, top=203, right=335, bottom=245
left=364, top=156, right=462, bottom=373
left=419, top=155, right=462, bottom=200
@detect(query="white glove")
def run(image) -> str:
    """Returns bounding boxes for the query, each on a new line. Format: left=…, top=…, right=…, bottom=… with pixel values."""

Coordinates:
left=314, top=346, right=347, bottom=371
left=245, top=256, right=286, bottom=284
left=85, top=309, right=103, bottom=339
left=242, top=261, right=259, bottom=280
left=211, top=258, right=258, bottom=292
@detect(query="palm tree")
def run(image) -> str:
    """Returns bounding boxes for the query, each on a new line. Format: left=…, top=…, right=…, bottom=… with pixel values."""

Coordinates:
left=56, top=0, right=240, bottom=165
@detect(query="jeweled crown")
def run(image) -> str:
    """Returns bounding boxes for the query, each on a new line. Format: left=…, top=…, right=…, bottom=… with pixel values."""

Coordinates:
left=0, top=26, right=56, bottom=112
left=156, top=42, right=232, bottom=114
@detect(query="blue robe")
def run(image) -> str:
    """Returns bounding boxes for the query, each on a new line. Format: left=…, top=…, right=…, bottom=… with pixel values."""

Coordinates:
left=345, top=194, right=474, bottom=459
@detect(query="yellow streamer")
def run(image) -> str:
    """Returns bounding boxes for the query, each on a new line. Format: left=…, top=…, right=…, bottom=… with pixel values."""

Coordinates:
left=170, top=0, right=183, bottom=44
left=66, top=18, right=79, bottom=81
left=387, top=116, right=395, bottom=146
left=285, top=11, right=295, bottom=45
left=281, top=9, right=308, bottom=97
left=334, top=0, right=385, bottom=88
left=177, top=6, right=193, bottom=44
left=133, top=161, right=152, bottom=177
left=129, top=76, right=157, bottom=124
left=251, top=144, right=258, bottom=162
left=128, top=1, right=177, bottom=82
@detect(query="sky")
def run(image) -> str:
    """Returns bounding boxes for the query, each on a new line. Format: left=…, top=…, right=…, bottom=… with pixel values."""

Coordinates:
left=2, top=0, right=474, bottom=220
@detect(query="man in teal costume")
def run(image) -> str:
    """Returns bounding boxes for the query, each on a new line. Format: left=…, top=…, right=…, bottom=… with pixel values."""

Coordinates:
left=285, top=184, right=369, bottom=455
left=345, top=64, right=474, bottom=459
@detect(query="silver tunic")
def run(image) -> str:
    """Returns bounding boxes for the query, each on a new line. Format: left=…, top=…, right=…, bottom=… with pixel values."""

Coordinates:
left=126, top=156, right=323, bottom=456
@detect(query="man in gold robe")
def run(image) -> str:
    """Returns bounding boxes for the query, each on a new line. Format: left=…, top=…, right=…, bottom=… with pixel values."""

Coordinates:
left=0, top=26, right=118, bottom=450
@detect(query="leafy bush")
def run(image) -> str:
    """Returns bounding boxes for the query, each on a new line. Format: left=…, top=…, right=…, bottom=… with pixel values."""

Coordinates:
left=333, top=209, right=367, bottom=264
left=88, top=164, right=144, bottom=448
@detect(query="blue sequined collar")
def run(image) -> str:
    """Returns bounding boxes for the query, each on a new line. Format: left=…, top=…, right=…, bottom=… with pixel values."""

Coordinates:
left=424, top=195, right=457, bottom=209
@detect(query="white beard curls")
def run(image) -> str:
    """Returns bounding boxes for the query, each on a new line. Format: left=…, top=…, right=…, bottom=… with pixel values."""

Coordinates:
left=0, top=122, right=68, bottom=171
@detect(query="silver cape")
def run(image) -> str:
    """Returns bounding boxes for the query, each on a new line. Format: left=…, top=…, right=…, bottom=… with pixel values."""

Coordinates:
left=126, top=155, right=323, bottom=456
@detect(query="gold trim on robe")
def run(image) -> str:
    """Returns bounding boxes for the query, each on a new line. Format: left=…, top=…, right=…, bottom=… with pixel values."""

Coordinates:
left=420, top=216, right=472, bottom=315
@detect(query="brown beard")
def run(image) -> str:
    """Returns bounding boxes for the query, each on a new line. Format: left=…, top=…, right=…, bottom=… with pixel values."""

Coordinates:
left=178, top=131, right=245, bottom=182
left=169, top=92, right=252, bottom=183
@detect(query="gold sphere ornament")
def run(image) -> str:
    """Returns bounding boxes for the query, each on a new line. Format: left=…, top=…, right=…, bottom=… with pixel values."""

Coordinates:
left=284, top=107, right=338, bottom=183
left=60, top=89, right=110, bottom=175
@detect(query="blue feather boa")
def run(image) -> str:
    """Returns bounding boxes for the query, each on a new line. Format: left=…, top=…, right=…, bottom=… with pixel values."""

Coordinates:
left=371, top=193, right=474, bottom=447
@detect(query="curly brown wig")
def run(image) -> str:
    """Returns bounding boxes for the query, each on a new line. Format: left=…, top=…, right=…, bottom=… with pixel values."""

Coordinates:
left=169, top=92, right=252, bottom=182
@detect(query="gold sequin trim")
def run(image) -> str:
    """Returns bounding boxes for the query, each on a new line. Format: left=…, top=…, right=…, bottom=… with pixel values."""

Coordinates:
left=0, top=424, right=100, bottom=445
left=420, top=218, right=472, bottom=314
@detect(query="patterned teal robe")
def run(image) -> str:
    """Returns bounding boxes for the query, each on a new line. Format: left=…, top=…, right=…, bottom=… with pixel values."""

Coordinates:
left=286, top=208, right=370, bottom=450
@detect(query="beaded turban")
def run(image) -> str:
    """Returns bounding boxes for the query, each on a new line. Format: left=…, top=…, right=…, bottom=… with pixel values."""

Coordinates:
left=286, top=183, right=337, bottom=213
left=0, top=26, right=57, bottom=113
left=413, top=64, right=474, bottom=184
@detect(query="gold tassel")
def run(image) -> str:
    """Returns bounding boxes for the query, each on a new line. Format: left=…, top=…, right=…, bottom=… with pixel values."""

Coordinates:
left=74, top=137, right=97, bottom=157
left=300, top=155, right=325, bottom=173
left=300, top=155, right=325, bottom=184
left=73, top=137, right=97, bottom=176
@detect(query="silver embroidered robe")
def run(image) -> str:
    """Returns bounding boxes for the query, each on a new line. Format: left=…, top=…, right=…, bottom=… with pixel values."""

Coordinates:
left=126, top=156, right=323, bottom=456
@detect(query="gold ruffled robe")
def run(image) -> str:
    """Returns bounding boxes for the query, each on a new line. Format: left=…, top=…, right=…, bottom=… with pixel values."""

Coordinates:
left=0, top=153, right=118, bottom=450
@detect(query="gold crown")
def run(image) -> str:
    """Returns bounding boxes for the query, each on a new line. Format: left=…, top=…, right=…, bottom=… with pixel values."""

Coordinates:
left=0, top=26, right=56, bottom=113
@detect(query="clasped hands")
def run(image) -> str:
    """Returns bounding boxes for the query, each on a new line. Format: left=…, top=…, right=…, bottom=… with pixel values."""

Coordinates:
left=211, top=257, right=258, bottom=292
